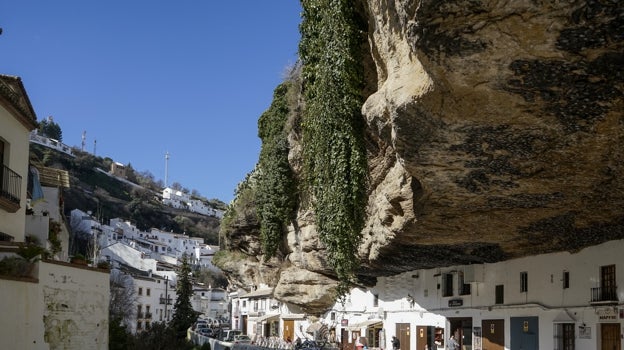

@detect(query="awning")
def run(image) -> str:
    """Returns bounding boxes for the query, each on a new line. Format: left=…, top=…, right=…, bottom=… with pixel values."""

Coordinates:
left=251, top=313, right=280, bottom=323
left=553, top=310, right=576, bottom=323
left=282, top=313, right=306, bottom=320
left=345, top=319, right=383, bottom=331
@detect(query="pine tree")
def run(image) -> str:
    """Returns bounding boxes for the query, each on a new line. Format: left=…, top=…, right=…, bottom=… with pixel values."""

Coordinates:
left=170, top=254, right=196, bottom=338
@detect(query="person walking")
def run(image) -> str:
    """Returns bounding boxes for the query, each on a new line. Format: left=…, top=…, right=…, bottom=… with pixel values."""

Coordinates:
left=447, top=334, right=459, bottom=350
left=392, top=336, right=400, bottom=350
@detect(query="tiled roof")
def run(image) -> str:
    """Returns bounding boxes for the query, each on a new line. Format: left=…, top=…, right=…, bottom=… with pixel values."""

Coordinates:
left=0, top=74, right=37, bottom=130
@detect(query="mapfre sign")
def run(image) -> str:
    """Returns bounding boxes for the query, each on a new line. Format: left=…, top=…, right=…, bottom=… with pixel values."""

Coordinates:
left=596, top=307, right=618, bottom=322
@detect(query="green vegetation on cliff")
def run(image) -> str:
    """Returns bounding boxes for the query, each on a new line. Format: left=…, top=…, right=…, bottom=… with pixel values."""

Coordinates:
left=299, top=0, right=368, bottom=296
left=256, top=82, right=298, bottom=260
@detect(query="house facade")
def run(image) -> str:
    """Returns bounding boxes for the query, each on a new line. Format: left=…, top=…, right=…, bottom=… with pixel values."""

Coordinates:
left=323, top=239, right=624, bottom=350
left=0, top=74, right=110, bottom=349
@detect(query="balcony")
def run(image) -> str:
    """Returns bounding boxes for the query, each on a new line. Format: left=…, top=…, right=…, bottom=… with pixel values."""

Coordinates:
left=590, top=286, right=618, bottom=304
left=0, top=165, right=21, bottom=213
left=159, top=297, right=172, bottom=305
left=145, top=312, right=152, bottom=319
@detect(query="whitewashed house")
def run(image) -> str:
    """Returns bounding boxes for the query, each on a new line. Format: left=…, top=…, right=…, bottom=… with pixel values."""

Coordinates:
left=0, top=74, right=109, bottom=350
left=323, top=238, right=624, bottom=350
left=230, top=286, right=309, bottom=344
left=191, top=286, right=229, bottom=322
left=131, top=271, right=177, bottom=333
left=162, top=187, right=223, bottom=217
left=198, top=244, right=221, bottom=272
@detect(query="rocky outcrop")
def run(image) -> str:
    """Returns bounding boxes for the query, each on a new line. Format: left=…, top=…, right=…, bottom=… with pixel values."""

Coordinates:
left=220, top=0, right=624, bottom=315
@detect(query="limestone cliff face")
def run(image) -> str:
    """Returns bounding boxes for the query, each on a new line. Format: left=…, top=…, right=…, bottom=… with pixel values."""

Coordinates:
left=219, top=0, right=624, bottom=315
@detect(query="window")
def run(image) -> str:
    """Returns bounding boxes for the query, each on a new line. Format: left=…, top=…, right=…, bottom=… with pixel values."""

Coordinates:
left=601, top=265, right=616, bottom=300
left=147, top=288, right=151, bottom=296
left=459, top=272, right=471, bottom=295
left=554, top=323, right=575, bottom=350
left=520, top=272, right=528, bottom=293
left=442, top=273, right=454, bottom=297
left=495, top=285, right=504, bottom=304
left=137, top=321, right=142, bottom=330
left=563, top=271, right=570, bottom=289
left=138, top=287, right=143, bottom=295
left=373, top=294, right=379, bottom=307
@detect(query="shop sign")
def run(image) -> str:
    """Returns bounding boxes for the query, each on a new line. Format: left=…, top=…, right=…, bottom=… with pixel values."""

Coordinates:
left=341, top=319, right=349, bottom=326
left=448, top=299, right=463, bottom=307
left=596, top=307, right=617, bottom=322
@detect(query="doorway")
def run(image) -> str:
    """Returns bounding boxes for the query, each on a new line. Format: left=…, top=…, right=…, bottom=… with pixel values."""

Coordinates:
left=510, top=317, right=538, bottom=350
left=449, top=318, right=472, bottom=349
left=396, top=323, right=411, bottom=350
left=283, top=320, right=294, bottom=342
left=482, top=320, right=504, bottom=350
left=601, top=323, right=621, bottom=350
left=416, top=326, right=439, bottom=350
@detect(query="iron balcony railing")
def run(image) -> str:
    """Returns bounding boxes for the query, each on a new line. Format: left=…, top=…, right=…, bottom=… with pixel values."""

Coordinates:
left=160, top=297, right=173, bottom=305
left=590, top=286, right=618, bottom=303
left=1, top=164, right=21, bottom=204
left=145, top=312, right=152, bottom=319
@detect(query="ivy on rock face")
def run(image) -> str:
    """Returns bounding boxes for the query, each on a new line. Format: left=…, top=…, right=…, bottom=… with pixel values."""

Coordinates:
left=256, top=82, right=298, bottom=260
left=299, top=0, right=368, bottom=297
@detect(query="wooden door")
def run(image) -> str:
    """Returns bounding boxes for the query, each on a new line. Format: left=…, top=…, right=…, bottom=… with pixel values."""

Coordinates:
left=396, top=323, right=410, bottom=350
left=601, top=323, right=621, bottom=350
left=482, top=320, right=504, bottom=350
left=283, top=320, right=294, bottom=341
left=341, top=328, right=349, bottom=350
left=416, top=326, right=430, bottom=350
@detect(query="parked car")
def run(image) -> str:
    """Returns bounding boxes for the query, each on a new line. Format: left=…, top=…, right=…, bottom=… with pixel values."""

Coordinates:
left=233, top=335, right=252, bottom=344
left=197, top=328, right=214, bottom=337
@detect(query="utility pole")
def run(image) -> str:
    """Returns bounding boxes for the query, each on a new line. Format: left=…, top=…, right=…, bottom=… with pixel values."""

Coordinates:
left=93, top=139, right=97, bottom=156
left=81, top=131, right=86, bottom=152
left=165, top=275, right=169, bottom=321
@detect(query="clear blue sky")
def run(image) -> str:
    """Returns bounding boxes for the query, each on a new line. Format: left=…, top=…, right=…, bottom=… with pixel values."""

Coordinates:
left=1, top=1, right=302, bottom=204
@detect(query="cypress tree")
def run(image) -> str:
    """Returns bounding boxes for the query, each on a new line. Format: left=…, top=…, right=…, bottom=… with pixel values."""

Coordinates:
left=170, top=254, right=196, bottom=338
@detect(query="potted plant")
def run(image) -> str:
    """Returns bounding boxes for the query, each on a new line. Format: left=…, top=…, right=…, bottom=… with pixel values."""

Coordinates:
left=16, top=242, right=47, bottom=263
left=0, top=242, right=47, bottom=278
left=70, top=253, right=88, bottom=265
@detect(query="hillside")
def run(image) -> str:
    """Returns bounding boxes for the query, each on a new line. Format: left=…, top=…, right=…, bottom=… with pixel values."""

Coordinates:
left=30, top=143, right=224, bottom=246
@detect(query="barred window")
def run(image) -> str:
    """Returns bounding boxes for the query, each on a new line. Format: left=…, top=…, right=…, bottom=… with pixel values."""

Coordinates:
left=520, top=272, right=528, bottom=293
left=554, top=323, right=574, bottom=350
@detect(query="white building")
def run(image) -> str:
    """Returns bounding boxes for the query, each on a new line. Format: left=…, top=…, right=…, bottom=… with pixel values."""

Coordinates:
left=320, top=238, right=624, bottom=350
left=198, top=244, right=221, bottom=272
left=162, top=187, right=224, bottom=217
left=1, top=74, right=109, bottom=350
left=191, top=286, right=229, bottom=322
left=130, top=271, right=177, bottom=333
left=100, top=242, right=158, bottom=273
left=231, top=287, right=308, bottom=344
left=29, top=129, right=75, bottom=157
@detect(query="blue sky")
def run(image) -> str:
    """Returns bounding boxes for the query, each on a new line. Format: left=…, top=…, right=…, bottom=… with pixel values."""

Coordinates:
left=1, top=1, right=302, bottom=203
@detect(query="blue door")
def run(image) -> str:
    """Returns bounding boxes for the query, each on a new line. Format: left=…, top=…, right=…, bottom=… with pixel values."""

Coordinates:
left=510, top=317, right=538, bottom=350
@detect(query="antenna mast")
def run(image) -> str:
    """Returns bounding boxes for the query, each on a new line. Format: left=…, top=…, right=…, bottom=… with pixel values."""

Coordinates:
left=165, top=151, right=170, bottom=188
left=81, top=131, right=86, bottom=152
